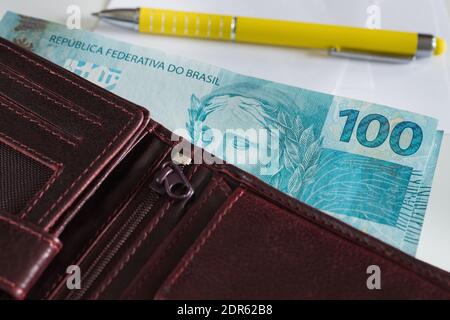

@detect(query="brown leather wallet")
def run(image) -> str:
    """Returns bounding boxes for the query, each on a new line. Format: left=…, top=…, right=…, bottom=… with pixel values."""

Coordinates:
left=0, top=37, right=449, bottom=300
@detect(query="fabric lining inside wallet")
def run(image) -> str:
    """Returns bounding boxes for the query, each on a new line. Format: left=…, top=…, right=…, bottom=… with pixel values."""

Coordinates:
left=0, top=37, right=449, bottom=300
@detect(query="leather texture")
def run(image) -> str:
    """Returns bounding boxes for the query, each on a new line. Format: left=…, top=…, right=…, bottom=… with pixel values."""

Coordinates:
left=0, top=212, right=61, bottom=299
left=0, top=37, right=449, bottom=300
left=156, top=188, right=450, bottom=299
left=0, top=38, right=148, bottom=299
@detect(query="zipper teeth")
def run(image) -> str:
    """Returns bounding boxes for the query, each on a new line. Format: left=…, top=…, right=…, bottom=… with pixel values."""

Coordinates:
left=67, top=190, right=161, bottom=300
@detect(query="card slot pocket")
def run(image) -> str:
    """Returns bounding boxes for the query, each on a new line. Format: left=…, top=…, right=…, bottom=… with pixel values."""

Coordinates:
left=0, top=42, right=133, bottom=128
left=0, top=64, right=102, bottom=140
left=0, top=63, right=102, bottom=125
left=0, top=93, right=81, bottom=147
left=0, top=131, right=61, bottom=217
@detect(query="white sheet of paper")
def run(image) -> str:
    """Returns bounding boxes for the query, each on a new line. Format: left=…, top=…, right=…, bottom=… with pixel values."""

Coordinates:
left=95, top=0, right=450, bottom=271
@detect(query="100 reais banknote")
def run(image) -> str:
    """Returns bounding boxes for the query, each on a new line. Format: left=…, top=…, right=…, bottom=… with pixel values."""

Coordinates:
left=0, top=11, right=443, bottom=256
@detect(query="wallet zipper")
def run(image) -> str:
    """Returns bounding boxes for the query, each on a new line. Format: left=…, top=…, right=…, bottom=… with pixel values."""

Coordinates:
left=67, top=161, right=193, bottom=299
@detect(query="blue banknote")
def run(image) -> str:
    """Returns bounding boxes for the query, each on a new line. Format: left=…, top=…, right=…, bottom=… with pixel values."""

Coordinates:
left=0, top=11, right=443, bottom=255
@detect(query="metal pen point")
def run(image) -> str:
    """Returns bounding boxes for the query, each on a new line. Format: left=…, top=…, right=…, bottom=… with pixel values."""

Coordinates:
left=93, top=8, right=140, bottom=30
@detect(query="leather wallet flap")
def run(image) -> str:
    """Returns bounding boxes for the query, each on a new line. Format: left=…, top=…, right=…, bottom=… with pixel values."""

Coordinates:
left=0, top=213, right=61, bottom=299
left=0, top=38, right=149, bottom=229
left=0, top=38, right=150, bottom=298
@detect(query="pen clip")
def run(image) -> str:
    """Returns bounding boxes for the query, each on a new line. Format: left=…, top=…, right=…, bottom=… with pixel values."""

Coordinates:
left=329, top=48, right=415, bottom=64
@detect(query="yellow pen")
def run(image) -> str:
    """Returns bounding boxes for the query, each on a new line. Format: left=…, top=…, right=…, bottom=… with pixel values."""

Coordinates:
left=93, top=7, right=446, bottom=63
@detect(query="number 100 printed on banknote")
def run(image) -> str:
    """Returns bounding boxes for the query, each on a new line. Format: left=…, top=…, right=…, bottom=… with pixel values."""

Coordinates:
left=0, top=11, right=443, bottom=256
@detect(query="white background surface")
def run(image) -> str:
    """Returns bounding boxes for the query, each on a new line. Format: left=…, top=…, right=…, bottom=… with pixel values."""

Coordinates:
left=0, top=0, right=449, bottom=271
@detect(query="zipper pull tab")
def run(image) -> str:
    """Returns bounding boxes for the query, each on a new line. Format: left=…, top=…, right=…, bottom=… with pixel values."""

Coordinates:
left=151, top=161, right=194, bottom=200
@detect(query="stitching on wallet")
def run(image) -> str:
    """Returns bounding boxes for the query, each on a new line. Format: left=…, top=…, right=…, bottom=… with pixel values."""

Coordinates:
left=0, top=131, right=60, bottom=169
left=37, top=117, right=134, bottom=228
left=0, top=43, right=141, bottom=228
left=0, top=214, right=60, bottom=250
left=251, top=183, right=450, bottom=285
left=163, top=188, right=245, bottom=295
left=0, top=211, right=61, bottom=298
left=0, top=131, right=63, bottom=217
left=21, top=169, right=63, bottom=218
left=215, top=168, right=450, bottom=288
left=91, top=201, right=174, bottom=299
left=185, top=164, right=200, bottom=181
left=0, top=68, right=102, bottom=127
left=0, top=97, right=79, bottom=146
left=0, top=43, right=134, bottom=116
left=126, top=177, right=229, bottom=298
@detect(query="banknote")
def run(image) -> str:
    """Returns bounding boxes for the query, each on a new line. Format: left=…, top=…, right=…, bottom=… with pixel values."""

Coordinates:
left=0, top=11, right=443, bottom=256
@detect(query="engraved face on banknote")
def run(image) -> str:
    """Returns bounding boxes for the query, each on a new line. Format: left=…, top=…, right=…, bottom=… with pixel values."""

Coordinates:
left=186, top=82, right=323, bottom=194
left=184, top=81, right=442, bottom=255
